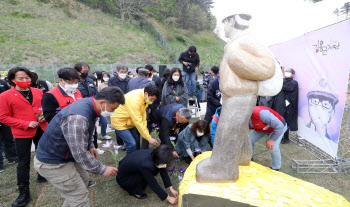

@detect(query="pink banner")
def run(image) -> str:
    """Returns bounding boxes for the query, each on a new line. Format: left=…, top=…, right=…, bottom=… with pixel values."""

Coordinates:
left=270, top=19, right=350, bottom=158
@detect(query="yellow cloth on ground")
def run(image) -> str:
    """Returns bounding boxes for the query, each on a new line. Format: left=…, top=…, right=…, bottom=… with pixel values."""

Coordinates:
left=179, top=151, right=350, bottom=207
left=111, top=89, right=151, bottom=140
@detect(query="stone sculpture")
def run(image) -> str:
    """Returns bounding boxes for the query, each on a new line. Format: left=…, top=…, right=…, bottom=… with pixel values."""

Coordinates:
left=196, top=14, right=282, bottom=182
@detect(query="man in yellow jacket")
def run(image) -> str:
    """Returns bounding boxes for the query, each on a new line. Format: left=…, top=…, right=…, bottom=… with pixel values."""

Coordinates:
left=111, top=84, right=159, bottom=155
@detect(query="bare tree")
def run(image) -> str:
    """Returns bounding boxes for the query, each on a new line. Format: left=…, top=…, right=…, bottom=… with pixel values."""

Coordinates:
left=341, top=2, right=350, bottom=19
left=114, top=0, right=149, bottom=22
left=333, top=8, right=340, bottom=22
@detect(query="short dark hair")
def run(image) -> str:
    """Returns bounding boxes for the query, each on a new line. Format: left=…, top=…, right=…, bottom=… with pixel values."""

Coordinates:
left=93, top=71, right=103, bottom=80
left=31, top=72, right=39, bottom=86
left=95, top=87, right=125, bottom=105
left=145, top=64, right=154, bottom=71
left=189, top=46, right=197, bottom=53
left=57, top=68, right=80, bottom=81
left=289, top=68, right=295, bottom=74
left=211, top=66, right=219, bottom=75
left=151, top=144, right=174, bottom=165
left=190, top=120, right=210, bottom=138
left=167, top=67, right=184, bottom=87
left=144, top=84, right=159, bottom=98
left=138, top=68, right=149, bottom=77
left=162, top=68, right=171, bottom=79
left=74, top=62, right=90, bottom=72
left=7, top=67, right=33, bottom=86
left=136, top=66, right=143, bottom=74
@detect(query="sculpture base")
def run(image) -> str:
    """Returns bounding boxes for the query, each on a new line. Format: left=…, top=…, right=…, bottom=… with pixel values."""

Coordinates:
left=179, top=152, right=349, bottom=207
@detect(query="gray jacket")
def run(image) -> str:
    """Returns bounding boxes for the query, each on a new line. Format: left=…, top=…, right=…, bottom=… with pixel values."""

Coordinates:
left=176, top=124, right=209, bottom=159
left=161, top=81, right=188, bottom=107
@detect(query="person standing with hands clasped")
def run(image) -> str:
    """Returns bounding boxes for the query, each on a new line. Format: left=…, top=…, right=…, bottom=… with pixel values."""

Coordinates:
left=34, top=87, right=125, bottom=207
left=0, top=67, right=48, bottom=207
left=161, top=67, right=188, bottom=107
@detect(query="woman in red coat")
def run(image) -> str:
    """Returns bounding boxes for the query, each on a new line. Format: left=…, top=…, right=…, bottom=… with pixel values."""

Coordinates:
left=0, top=67, right=48, bottom=207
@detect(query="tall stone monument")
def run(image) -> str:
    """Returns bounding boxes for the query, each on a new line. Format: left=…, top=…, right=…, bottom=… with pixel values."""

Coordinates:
left=196, top=14, right=282, bottom=183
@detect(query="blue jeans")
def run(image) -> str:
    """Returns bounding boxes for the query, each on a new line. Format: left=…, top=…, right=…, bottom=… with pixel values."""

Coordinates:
left=99, top=116, right=108, bottom=137
left=115, top=127, right=139, bottom=155
left=250, top=124, right=287, bottom=169
left=182, top=71, right=196, bottom=95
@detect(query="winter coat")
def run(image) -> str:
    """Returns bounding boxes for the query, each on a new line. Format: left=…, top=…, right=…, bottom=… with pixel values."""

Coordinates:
left=161, top=81, right=188, bottom=107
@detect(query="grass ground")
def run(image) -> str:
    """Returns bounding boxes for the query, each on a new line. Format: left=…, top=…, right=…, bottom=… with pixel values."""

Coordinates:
left=0, top=123, right=349, bottom=207
left=0, top=0, right=171, bottom=64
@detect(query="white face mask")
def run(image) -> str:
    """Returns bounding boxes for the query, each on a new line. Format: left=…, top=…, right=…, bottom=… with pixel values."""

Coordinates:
left=148, top=77, right=153, bottom=81
left=197, top=130, right=204, bottom=137
left=65, top=83, right=78, bottom=93
left=118, top=73, right=127, bottom=80
left=157, top=164, right=167, bottom=168
left=285, top=72, right=292, bottom=78
left=103, top=77, right=109, bottom=82
left=172, top=76, right=180, bottom=82
left=100, top=103, right=114, bottom=117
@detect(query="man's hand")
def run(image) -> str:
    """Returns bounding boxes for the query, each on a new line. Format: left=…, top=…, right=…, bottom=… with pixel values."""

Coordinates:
left=173, top=151, right=179, bottom=159
left=266, top=139, right=275, bottom=150
left=89, top=148, right=98, bottom=159
left=183, top=61, right=188, bottom=66
left=195, top=66, right=199, bottom=73
left=38, top=117, right=46, bottom=123
left=176, top=97, right=179, bottom=102
left=190, top=155, right=195, bottom=160
left=28, top=121, right=39, bottom=128
left=167, top=195, right=178, bottom=205
left=174, top=128, right=180, bottom=134
left=169, top=186, right=178, bottom=198
left=148, top=138, right=158, bottom=147
left=103, top=166, right=118, bottom=177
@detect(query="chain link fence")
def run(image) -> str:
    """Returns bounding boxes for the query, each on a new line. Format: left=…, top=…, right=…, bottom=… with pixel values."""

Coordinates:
left=0, top=64, right=215, bottom=84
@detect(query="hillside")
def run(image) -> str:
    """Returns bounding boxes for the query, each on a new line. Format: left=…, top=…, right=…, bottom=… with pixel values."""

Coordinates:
left=0, top=0, right=226, bottom=67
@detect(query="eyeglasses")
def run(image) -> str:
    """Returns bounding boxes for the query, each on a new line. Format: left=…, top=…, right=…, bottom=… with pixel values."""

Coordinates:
left=308, top=97, right=333, bottom=110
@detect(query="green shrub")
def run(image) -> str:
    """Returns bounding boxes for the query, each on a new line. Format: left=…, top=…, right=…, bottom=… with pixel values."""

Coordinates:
left=9, top=12, right=35, bottom=19
left=0, top=34, right=6, bottom=43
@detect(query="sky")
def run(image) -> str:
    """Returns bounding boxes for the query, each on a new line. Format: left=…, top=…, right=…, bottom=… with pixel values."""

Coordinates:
left=211, top=0, right=348, bottom=46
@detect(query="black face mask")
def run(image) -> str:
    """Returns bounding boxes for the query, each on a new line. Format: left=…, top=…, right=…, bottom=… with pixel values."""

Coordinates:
left=80, top=72, right=88, bottom=79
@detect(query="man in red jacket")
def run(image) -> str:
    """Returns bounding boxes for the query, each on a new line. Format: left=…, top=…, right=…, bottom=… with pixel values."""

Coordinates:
left=0, top=67, right=48, bottom=207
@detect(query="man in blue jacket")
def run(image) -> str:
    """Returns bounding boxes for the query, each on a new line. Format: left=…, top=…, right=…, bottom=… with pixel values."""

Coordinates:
left=128, top=68, right=155, bottom=92
left=108, top=64, right=130, bottom=94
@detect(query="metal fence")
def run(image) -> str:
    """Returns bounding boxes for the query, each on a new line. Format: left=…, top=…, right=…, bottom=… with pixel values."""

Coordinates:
left=0, top=64, right=215, bottom=84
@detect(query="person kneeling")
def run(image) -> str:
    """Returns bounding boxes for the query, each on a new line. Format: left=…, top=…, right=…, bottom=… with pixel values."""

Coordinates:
left=176, top=120, right=210, bottom=164
left=116, top=145, right=178, bottom=205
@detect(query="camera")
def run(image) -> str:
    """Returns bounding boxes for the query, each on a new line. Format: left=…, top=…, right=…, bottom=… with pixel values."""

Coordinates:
left=186, top=63, right=192, bottom=70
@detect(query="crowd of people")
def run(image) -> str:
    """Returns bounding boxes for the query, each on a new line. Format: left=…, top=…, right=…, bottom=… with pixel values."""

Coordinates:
left=0, top=45, right=299, bottom=206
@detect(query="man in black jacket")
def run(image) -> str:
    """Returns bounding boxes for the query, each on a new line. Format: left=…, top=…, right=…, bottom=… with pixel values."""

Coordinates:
left=178, top=46, right=200, bottom=97
left=74, top=62, right=98, bottom=98
left=281, top=68, right=299, bottom=144
left=204, top=75, right=221, bottom=124
left=108, top=64, right=130, bottom=94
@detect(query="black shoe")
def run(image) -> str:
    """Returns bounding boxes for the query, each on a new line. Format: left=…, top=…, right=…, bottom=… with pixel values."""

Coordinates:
left=37, top=174, right=47, bottom=183
left=88, top=181, right=96, bottom=188
left=281, top=139, right=290, bottom=144
left=12, top=185, right=31, bottom=207
left=251, top=157, right=254, bottom=161
left=129, top=192, right=147, bottom=199
left=8, top=159, right=18, bottom=164
left=270, top=167, right=279, bottom=171
left=119, top=145, right=126, bottom=151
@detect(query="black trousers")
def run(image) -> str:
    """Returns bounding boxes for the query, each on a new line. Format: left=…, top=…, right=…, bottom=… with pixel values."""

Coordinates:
left=204, top=106, right=216, bottom=124
left=15, top=127, right=43, bottom=186
left=116, top=174, right=147, bottom=195
left=0, top=123, right=17, bottom=167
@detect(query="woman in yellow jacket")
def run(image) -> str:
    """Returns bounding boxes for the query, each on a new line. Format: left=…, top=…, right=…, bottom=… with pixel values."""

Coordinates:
left=111, top=84, right=159, bottom=155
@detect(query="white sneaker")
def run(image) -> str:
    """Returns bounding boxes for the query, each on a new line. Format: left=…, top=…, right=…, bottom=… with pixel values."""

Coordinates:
left=97, top=140, right=102, bottom=144
left=97, top=148, right=105, bottom=155
left=101, top=135, right=112, bottom=140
